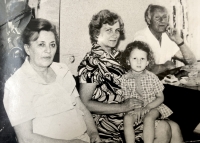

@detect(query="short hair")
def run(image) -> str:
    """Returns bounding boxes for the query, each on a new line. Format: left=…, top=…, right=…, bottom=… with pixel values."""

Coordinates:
left=145, top=4, right=168, bottom=26
left=21, top=18, right=59, bottom=47
left=121, top=41, right=155, bottom=71
left=89, top=9, right=124, bottom=44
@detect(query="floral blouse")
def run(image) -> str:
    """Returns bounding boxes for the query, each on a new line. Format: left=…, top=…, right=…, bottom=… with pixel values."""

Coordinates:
left=78, top=44, right=143, bottom=142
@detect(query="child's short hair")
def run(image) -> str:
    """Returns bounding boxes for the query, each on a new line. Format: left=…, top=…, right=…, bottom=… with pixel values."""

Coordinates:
left=121, top=41, right=155, bottom=71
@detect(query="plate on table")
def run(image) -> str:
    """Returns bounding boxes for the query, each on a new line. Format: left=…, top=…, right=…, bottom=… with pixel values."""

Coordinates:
left=161, top=74, right=180, bottom=86
left=157, top=67, right=182, bottom=80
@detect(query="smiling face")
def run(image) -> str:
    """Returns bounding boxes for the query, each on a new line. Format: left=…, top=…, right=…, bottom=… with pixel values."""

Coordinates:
left=97, top=21, right=120, bottom=51
left=24, top=30, right=57, bottom=70
left=128, top=48, right=149, bottom=73
left=149, top=8, right=169, bottom=33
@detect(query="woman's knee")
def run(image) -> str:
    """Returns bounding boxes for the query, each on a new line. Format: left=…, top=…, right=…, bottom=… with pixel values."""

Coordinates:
left=155, top=120, right=172, bottom=142
left=167, top=120, right=181, bottom=132
left=167, top=120, right=184, bottom=143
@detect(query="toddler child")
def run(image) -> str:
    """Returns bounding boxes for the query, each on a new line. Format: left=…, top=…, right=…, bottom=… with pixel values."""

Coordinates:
left=121, top=41, right=173, bottom=143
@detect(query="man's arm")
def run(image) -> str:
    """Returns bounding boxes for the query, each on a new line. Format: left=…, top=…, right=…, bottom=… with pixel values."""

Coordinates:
left=14, top=120, right=88, bottom=143
left=173, top=44, right=196, bottom=65
left=166, top=28, right=196, bottom=65
left=149, top=61, right=176, bottom=74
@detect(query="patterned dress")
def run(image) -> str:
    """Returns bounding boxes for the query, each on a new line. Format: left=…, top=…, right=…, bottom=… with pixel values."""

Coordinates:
left=78, top=44, right=143, bottom=143
left=121, top=70, right=173, bottom=120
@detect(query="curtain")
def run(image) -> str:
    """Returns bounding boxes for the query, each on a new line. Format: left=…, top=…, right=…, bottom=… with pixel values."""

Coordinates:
left=0, top=1, right=32, bottom=142
left=170, top=0, right=189, bottom=67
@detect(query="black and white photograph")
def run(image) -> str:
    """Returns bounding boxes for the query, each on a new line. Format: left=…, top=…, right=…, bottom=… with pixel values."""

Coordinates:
left=0, top=0, right=200, bottom=143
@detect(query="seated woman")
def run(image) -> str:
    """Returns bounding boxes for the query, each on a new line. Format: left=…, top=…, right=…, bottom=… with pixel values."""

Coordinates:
left=78, top=9, right=183, bottom=143
left=3, top=18, right=101, bottom=143
left=133, top=4, right=196, bottom=74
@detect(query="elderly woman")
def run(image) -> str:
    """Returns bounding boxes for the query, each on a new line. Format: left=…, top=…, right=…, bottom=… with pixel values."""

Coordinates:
left=78, top=9, right=183, bottom=143
left=134, top=4, right=196, bottom=74
left=3, top=18, right=101, bottom=143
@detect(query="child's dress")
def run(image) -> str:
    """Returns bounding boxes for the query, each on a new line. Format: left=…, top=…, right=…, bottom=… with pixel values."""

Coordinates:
left=121, top=70, right=173, bottom=120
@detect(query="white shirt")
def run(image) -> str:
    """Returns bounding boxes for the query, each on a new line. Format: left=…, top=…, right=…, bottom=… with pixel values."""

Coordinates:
left=3, top=58, right=89, bottom=141
left=133, top=27, right=179, bottom=64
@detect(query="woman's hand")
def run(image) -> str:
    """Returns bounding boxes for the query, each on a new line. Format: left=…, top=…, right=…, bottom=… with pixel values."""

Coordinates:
left=90, top=132, right=102, bottom=143
left=141, top=106, right=150, bottom=118
left=122, top=98, right=143, bottom=112
left=133, top=108, right=143, bottom=123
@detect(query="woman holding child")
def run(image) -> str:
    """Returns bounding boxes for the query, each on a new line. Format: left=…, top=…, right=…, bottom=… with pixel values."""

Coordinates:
left=78, top=9, right=184, bottom=143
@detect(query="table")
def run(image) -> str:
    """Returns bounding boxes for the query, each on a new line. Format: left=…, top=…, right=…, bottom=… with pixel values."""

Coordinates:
left=157, top=67, right=200, bottom=141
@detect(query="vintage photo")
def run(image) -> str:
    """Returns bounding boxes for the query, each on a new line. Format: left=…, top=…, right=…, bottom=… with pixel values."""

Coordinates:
left=0, top=0, right=200, bottom=142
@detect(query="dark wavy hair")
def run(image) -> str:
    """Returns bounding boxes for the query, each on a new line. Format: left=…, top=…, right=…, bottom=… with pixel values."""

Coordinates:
left=89, top=9, right=124, bottom=44
left=121, top=41, right=155, bottom=71
left=21, top=18, right=59, bottom=47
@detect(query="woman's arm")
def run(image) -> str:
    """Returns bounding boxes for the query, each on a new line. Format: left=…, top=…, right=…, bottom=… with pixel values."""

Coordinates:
left=79, top=83, right=143, bottom=114
left=75, top=96, right=101, bottom=143
left=14, top=121, right=88, bottom=143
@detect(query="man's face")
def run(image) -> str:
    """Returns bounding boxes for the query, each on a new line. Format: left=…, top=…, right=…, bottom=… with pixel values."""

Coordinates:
left=149, top=8, right=169, bottom=33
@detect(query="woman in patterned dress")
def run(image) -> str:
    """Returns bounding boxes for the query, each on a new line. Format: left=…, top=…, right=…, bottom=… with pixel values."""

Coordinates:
left=78, top=9, right=176, bottom=143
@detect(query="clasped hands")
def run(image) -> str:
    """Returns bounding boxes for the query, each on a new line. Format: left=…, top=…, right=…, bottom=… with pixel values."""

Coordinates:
left=127, top=106, right=151, bottom=123
left=123, top=98, right=151, bottom=123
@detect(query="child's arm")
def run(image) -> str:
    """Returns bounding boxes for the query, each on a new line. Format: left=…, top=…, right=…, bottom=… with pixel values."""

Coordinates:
left=141, top=91, right=164, bottom=116
left=146, top=91, right=164, bottom=109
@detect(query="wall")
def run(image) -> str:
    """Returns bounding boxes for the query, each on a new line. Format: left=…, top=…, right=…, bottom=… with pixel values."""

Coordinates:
left=60, top=0, right=171, bottom=75
left=187, top=0, right=200, bottom=133
left=188, top=0, right=200, bottom=61
left=28, top=0, right=60, bottom=62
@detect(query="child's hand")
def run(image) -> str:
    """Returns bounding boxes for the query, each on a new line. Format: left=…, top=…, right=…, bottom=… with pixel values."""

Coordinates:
left=141, top=106, right=151, bottom=118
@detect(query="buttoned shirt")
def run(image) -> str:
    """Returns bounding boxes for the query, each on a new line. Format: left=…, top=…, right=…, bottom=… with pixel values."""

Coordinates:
left=4, top=58, right=89, bottom=141
left=133, top=27, right=179, bottom=64
left=121, top=70, right=164, bottom=103
left=121, top=70, right=172, bottom=119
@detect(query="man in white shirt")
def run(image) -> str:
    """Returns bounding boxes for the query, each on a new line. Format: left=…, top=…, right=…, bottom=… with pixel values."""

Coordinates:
left=134, top=4, right=196, bottom=74
left=133, top=4, right=197, bottom=143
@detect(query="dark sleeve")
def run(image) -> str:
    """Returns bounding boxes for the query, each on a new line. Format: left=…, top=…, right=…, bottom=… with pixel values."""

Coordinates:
left=78, top=54, right=100, bottom=84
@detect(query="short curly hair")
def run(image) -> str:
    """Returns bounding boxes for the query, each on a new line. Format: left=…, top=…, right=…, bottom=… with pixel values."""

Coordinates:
left=121, top=41, right=155, bottom=71
left=89, top=9, right=124, bottom=44
left=144, top=4, right=168, bottom=26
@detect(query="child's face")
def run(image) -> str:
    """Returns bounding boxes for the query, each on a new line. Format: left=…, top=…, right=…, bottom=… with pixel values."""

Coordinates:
left=128, top=48, right=149, bottom=73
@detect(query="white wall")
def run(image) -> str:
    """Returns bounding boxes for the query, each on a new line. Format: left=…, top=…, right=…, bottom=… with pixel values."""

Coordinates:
left=60, top=0, right=171, bottom=75
left=188, top=0, right=200, bottom=61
